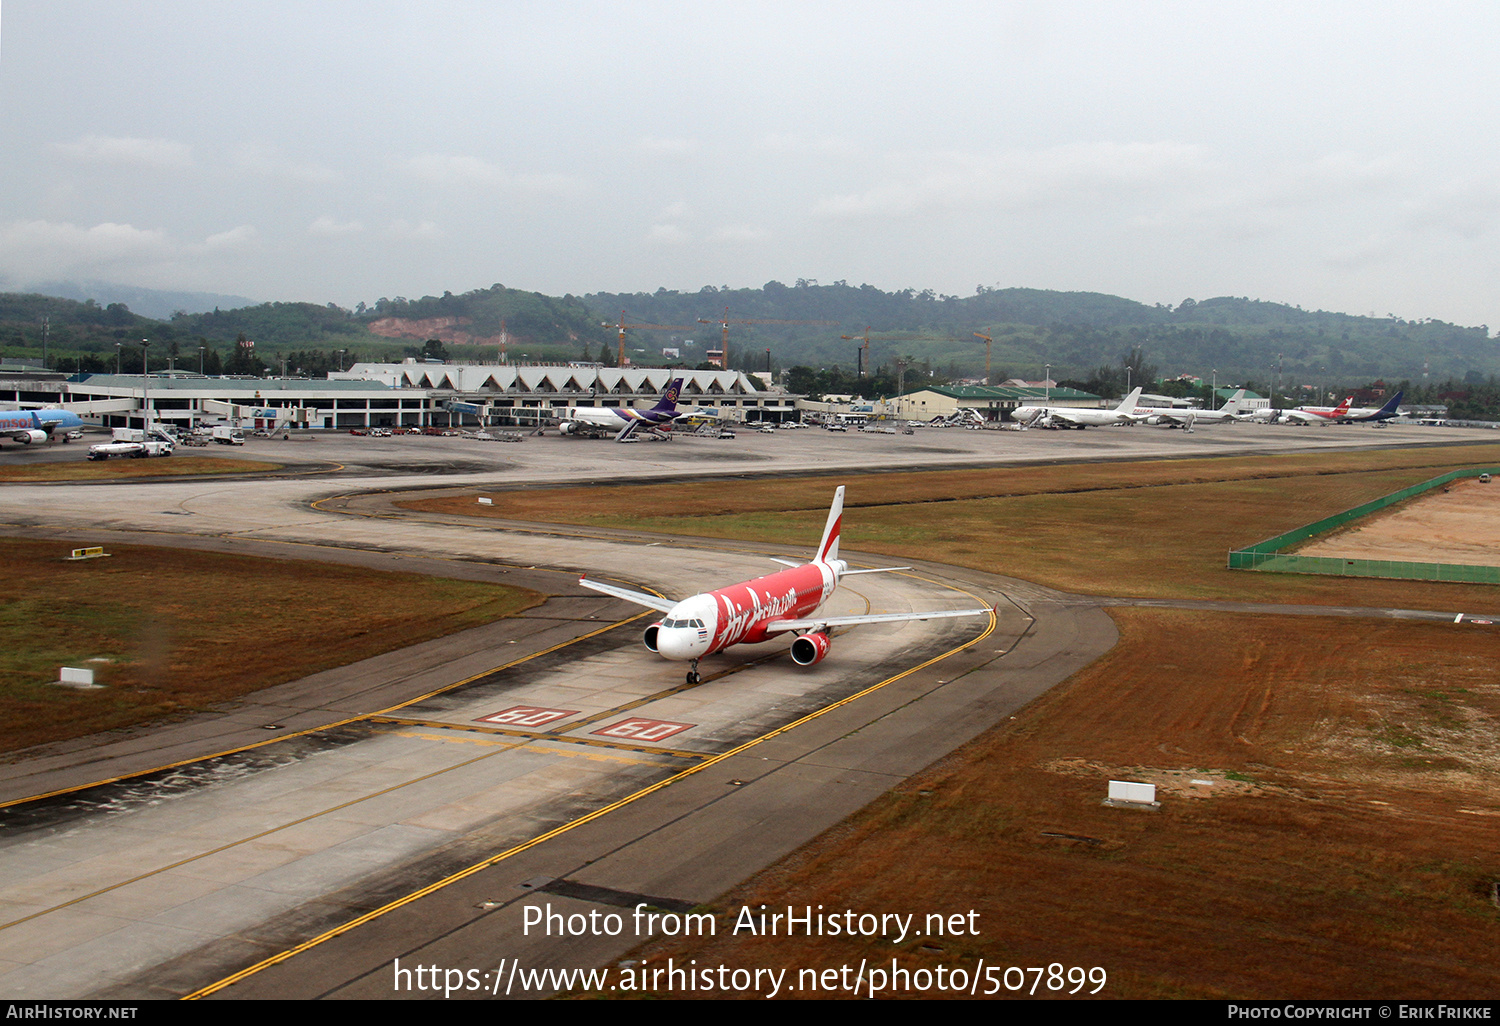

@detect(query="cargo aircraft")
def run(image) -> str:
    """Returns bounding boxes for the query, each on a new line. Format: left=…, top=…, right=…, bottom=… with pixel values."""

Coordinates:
left=1013, top=387, right=1143, bottom=429
left=0, top=408, right=85, bottom=446
left=579, top=486, right=991, bottom=683
left=558, top=378, right=685, bottom=441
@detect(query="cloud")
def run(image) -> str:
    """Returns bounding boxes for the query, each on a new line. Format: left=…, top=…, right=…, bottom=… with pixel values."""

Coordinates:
left=712, top=224, right=768, bottom=242
left=201, top=225, right=258, bottom=251
left=0, top=219, right=259, bottom=280
left=637, top=136, right=697, bottom=157
left=308, top=215, right=364, bottom=237
left=232, top=143, right=341, bottom=184
left=385, top=219, right=442, bottom=240
left=646, top=224, right=689, bottom=245
left=401, top=153, right=583, bottom=196
left=405, top=153, right=506, bottom=187
left=0, top=219, right=172, bottom=277
left=812, top=141, right=1210, bottom=218
left=756, top=133, right=851, bottom=157
left=1401, top=177, right=1500, bottom=240
left=52, top=135, right=194, bottom=171
left=1153, top=151, right=1410, bottom=238
left=1325, top=176, right=1500, bottom=269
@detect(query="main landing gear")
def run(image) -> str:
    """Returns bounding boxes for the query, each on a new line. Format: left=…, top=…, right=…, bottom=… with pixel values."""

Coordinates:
left=686, top=660, right=702, bottom=685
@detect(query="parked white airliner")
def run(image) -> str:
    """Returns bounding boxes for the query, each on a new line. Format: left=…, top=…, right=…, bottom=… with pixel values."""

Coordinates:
left=1013, top=387, right=1143, bottom=429
left=1131, top=389, right=1247, bottom=430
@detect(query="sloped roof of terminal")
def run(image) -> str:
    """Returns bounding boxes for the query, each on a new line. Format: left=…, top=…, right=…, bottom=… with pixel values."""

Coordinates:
left=330, top=363, right=767, bottom=395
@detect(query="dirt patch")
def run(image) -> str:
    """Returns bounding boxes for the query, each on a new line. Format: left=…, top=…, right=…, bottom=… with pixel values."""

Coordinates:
left=368, top=316, right=508, bottom=347
left=1298, top=476, right=1500, bottom=566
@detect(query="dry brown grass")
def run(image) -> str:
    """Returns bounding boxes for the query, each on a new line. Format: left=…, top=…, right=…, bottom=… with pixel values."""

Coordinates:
left=0, top=539, right=543, bottom=754
left=600, top=610, right=1500, bottom=999
left=0, top=456, right=282, bottom=481
left=404, top=444, right=1500, bottom=608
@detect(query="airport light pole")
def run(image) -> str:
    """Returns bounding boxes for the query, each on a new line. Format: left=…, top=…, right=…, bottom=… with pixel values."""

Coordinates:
left=115, top=343, right=122, bottom=375
left=140, top=339, right=151, bottom=433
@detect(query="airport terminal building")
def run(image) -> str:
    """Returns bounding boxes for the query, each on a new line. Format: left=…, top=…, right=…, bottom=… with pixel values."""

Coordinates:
left=5, top=362, right=797, bottom=430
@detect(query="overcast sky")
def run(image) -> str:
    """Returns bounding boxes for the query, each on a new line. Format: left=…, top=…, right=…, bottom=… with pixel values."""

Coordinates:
left=4, top=1, right=1499, bottom=327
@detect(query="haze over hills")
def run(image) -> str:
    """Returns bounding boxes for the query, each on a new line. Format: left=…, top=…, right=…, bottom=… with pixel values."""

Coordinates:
left=2, top=280, right=1496, bottom=388
left=9, top=280, right=259, bottom=320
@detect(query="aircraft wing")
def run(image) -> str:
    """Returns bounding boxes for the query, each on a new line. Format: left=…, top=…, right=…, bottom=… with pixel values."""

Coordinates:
left=577, top=576, right=677, bottom=613
left=1146, top=410, right=1194, bottom=425
left=762, top=606, right=991, bottom=633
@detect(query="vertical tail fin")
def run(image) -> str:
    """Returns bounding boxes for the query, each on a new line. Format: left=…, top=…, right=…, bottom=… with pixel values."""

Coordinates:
left=1115, top=386, right=1143, bottom=413
left=814, top=486, right=845, bottom=563
left=653, top=378, right=684, bottom=412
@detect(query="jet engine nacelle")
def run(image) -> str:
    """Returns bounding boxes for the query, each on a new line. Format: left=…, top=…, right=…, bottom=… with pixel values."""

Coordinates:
left=15, top=430, right=46, bottom=444
left=559, top=421, right=578, bottom=435
left=643, top=621, right=663, bottom=653
left=790, top=631, right=831, bottom=666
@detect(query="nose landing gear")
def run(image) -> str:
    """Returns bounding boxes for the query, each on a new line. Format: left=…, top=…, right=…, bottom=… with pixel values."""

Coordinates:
left=686, top=659, right=701, bottom=685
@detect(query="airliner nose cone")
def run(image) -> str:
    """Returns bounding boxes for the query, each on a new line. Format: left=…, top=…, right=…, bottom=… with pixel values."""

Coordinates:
left=657, top=628, right=698, bottom=661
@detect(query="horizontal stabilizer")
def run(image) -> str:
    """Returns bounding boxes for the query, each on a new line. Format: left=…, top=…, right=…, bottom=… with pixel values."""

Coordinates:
left=841, top=565, right=913, bottom=575
left=577, top=575, right=677, bottom=614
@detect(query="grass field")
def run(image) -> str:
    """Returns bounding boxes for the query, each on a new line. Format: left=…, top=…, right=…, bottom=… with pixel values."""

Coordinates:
left=0, top=456, right=283, bottom=482
left=403, top=443, right=1500, bottom=608
left=603, top=609, right=1500, bottom=998
left=0, top=539, right=542, bottom=754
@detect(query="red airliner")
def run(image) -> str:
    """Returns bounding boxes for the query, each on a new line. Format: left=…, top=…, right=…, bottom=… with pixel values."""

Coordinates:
left=579, top=486, right=990, bottom=683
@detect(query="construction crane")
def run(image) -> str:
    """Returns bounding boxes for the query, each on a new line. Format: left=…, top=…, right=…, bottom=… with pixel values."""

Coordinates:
left=840, top=327, right=976, bottom=379
left=973, top=332, right=992, bottom=385
left=699, top=307, right=837, bottom=370
left=608, top=311, right=699, bottom=368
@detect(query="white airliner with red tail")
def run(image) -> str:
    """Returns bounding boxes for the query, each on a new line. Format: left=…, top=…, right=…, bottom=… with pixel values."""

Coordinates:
left=579, top=487, right=990, bottom=683
left=1283, top=396, right=1353, bottom=424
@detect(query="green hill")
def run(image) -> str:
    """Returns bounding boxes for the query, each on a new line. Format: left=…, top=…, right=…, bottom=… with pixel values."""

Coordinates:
left=3, top=280, right=1494, bottom=388
left=582, top=283, right=1498, bottom=384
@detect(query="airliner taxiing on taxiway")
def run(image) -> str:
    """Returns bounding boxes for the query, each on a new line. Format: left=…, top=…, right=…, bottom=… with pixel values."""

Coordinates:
left=0, top=408, right=85, bottom=446
left=579, top=487, right=991, bottom=683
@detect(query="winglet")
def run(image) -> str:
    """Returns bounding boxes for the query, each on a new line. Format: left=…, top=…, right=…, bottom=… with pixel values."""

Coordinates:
left=814, top=486, right=845, bottom=563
